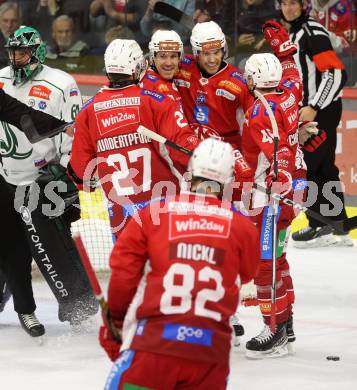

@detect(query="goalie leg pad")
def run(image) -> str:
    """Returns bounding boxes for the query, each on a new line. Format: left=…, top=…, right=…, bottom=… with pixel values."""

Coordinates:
left=18, top=203, right=98, bottom=323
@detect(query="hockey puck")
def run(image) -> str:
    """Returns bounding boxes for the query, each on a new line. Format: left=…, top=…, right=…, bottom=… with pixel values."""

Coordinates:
left=326, top=356, right=340, bottom=361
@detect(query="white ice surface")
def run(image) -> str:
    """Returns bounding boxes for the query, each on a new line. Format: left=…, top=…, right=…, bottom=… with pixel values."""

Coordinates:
left=1, top=241, right=357, bottom=390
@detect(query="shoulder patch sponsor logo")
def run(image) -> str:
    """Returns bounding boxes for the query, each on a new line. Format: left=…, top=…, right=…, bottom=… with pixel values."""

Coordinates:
left=38, top=100, right=47, bottom=110
left=280, top=93, right=296, bottom=111
left=141, top=88, right=165, bottom=102
left=0, top=82, right=4, bottom=89
left=146, top=73, right=159, bottom=81
left=218, top=80, right=241, bottom=94
left=94, top=97, right=140, bottom=112
left=169, top=213, right=231, bottom=240
left=157, top=83, right=170, bottom=93
left=69, top=88, right=78, bottom=97
left=174, top=79, right=190, bottom=88
left=282, top=80, right=294, bottom=90
left=251, top=102, right=261, bottom=118
left=95, top=106, right=140, bottom=136
left=181, top=55, right=192, bottom=65
left=162, top=323, right=213, bottom=346
left=178, top=69, right=191, bottom=80
left=28, top=98, right=36, bottom=107
left=230, top=71, right=245, bottom=83
left=29, top=85, right=52, bottom=100
left=216, top=88, right=236, bottom=101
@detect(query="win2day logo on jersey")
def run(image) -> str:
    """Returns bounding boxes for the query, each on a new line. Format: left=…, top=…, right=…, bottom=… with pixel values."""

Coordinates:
left=95, top=107, right=140, bottom=136
left=169, top=213, right=231, bottom=240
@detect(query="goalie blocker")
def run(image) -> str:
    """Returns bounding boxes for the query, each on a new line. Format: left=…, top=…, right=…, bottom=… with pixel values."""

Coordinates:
left=14, top=164, right=99, bottom=323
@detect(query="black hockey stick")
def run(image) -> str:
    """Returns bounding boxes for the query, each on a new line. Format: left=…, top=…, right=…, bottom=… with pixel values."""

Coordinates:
left=153, top=1, right=194, bottom=30
left=20, top=114, right=73, bottom=144
left=137, top=126, right=357, bottom=234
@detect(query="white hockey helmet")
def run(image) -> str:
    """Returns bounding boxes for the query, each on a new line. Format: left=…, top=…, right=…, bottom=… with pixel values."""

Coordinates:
left=244, top=53, right=282, bottom=89
left=189, top=138, right=235, bottom=184
left=190, top=21, right=227, bottom=57
left=149, top=30, right=184, bottom=59
left=104, top=39, right=146, bottom=80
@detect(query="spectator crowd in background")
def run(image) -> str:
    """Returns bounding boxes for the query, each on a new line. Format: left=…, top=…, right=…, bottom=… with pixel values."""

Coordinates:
left=0, top=0, right=356, bottom=84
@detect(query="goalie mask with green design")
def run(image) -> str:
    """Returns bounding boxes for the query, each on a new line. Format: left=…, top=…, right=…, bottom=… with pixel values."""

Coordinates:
left=5, top=26, right=46, bottom=85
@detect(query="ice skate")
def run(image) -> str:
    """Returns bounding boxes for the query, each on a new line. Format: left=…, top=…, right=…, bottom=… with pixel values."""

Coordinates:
left=286, top=316, right=296, bottom=355
left=231, top=314, right=244, bottom=346
left=292, top=226, right=337, bottom=248
left=0, top=282, right=11, bottom=312
left=245, top=323, right=288, bottom=359
left=18, top=313, right=45, bottom=343
left=333, top=231, right=354, bottom=247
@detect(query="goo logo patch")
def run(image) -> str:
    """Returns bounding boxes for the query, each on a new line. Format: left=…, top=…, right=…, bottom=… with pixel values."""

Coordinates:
left=162, top=324, right=213, bottom=346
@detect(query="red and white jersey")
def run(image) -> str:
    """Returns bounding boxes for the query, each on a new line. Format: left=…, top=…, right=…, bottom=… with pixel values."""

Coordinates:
left=141, top=68, right=182, bottom=105
left=312, top=0, right=357, bottom=39
left=174, top=54, right=254, bottom=147
left=242, top=58, right=303, bottom=205
left=108, top=192, right=260, bottom=365
left=69, top=84, right=198, bottom=235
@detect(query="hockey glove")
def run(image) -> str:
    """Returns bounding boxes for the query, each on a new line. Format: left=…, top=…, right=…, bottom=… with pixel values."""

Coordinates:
left=233, top=149, right=254, bottom=183
left=266, top=146, right=293, bottom=196
left=262, top=20, right=297, bottom=59
left=36, top=163, right=79, bottom=218
left=266, top=169, right=292, bottom=197
left=298, top=121, right=327, bottom=152
left=99, top=320, right=123, bottom=362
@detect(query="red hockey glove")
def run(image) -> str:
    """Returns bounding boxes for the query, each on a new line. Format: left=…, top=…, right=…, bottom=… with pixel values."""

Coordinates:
left=266, top=169, right=292, bottom=197
left=262, top=20, right=297, bottom=59
left=99, top=320, right=123, bottom=362
left=233, top=149, right=253, bottom=183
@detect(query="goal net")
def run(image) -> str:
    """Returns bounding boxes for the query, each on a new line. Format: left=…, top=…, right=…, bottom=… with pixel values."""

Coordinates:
left=71, top=186, right=114, bottom=271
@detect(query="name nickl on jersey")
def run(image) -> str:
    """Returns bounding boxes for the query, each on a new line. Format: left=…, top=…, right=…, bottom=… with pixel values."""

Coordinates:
left=97, top=132, right=151, bottom=152
left=280, top=93, right=296, bottom=111
left=170, top=242, right=224, bottom=265
left=94, top=97, right=140, bottom=112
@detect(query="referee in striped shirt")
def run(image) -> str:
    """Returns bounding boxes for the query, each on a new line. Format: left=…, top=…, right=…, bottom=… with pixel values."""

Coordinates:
left=279, top=0, right=353, bottom=247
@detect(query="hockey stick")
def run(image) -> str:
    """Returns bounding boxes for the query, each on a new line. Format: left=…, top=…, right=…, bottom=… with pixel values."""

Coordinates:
left=20, top=114, right=73, bottom=144
left=73, top=235, right=121, bottom=342
left=254, top=90, right=279, bottom=332
left=153, top=1, right=194, bottom=30
left=137, top=125, right=357, bottom=234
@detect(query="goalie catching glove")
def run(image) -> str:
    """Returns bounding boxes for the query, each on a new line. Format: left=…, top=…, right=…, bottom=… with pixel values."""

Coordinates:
left=298, top=121, right=327, bottom=152
left=262, top=20, right=297, bottom=60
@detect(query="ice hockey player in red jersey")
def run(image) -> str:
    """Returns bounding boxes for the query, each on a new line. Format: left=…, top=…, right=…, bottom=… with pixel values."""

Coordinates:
left=174, top=21, right=254, bottom=147
left=141, top=29, right=183, bottom=105
left=241, top=20, right=305, bottom=358
left=68, top=39, right=198, bottom=236
left=99, top=138, right=260, bottom=389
